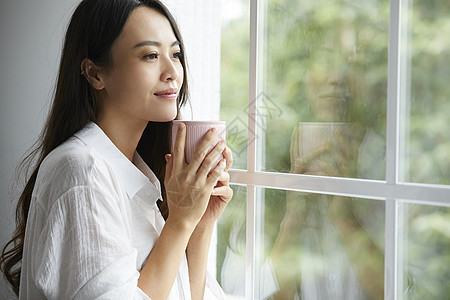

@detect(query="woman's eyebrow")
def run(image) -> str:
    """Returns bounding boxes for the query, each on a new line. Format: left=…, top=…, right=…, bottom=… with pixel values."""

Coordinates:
left=133, top=40, right=180, bottom=48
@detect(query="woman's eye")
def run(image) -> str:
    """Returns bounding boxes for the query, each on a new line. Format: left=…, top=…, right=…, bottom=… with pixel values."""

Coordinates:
left=173, top=52, right=182, bottom=59
left=144, top=53, right=158, bottom=60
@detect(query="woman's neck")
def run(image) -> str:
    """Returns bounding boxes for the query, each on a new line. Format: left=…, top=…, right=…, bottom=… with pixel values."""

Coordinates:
left=96, top=117, right=147, bottom=162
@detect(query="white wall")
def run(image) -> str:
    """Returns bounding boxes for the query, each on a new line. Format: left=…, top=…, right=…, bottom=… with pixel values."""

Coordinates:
left=0, top=0, right=80, bottom=297
left=0, top=0, right=221, bottom=298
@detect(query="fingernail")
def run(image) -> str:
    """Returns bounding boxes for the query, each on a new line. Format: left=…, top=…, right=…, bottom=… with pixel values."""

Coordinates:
left=210, top=127, right=217, bottom=133
left=179, top=123, right=185, bottom=129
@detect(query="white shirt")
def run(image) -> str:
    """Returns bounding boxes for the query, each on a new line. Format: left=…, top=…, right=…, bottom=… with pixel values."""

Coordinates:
left=19, top=122, right=225, bottom=300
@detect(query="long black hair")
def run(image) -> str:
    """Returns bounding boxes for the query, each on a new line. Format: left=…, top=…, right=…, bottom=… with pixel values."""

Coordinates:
left=0, top=0, right=188, bottom=295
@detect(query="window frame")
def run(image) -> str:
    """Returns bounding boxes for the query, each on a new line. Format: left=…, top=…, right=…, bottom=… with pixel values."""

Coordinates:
left=226, top=0, right=450, bottom=299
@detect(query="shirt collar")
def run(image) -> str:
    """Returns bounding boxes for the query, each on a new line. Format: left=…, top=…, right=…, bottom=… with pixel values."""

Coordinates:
left=74, top=122, right=162, bottom=201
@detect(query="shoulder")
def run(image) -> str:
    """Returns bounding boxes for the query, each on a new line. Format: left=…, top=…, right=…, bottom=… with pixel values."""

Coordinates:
left=39, top=136, right=97, bottom=184
left=34, top=137, right=121, bottom=209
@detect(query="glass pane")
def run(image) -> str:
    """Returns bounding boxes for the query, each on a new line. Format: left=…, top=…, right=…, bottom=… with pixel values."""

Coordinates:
left=256, top=188, right=385, bottom=299
left=399, top=204, right=450, bottom=298
left=220, top=0, right=250, bottom=170
left=217, top=184, right=247, bottom=299
left=259, top=0, right=388, bottom=179
left=400, top=1, right=450, bottom=185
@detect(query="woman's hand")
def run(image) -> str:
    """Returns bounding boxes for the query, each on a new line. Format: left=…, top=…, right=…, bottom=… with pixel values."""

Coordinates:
left=164, top=123, right=228, bottom=230
left=196, top=146, right=233, bottom=228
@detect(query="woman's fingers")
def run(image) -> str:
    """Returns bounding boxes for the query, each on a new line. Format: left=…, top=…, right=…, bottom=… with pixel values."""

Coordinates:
left=215, top=171, right=230, bottom=186
left=211, top=172, right=231, bottom=199
left=211, top=185, right=233, bottom=203
left=222, top=146, right=233, bottom=172
left=290, top=126, right=300, bottom=173
left=188, top=128, right=219, bottom=171
left=164, top=154, right=173, bottom=179
left=206, top=159, right=226, bottom=187
left=196, top=140, right=226, bottom=177
left=172, top=123, right=186, bottom=173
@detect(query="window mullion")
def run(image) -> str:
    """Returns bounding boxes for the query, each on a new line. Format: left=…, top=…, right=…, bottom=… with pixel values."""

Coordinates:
left=385, top=0, right=402, bottom=298
left=246, top=0, right=259, bottom=299
left=245, top=185, right=256, bottom=300
left=386, top=2, right=401, bottom=184
left=385, top=198, right=400, bottom=300
left=248, top=0, right=259, bottom=174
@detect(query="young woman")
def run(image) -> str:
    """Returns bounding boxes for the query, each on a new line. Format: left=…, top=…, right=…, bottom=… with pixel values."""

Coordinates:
left=0, top=0, right=233, bottom=299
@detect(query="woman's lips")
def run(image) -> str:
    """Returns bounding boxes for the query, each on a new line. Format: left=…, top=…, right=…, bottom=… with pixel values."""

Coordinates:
left=154, top=88, right=178, bottom=99
left=318, top=91, right=350, bottom=102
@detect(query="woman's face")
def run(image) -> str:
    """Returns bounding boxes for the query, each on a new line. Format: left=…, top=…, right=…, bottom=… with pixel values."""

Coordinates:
left=99, top=6, right=183, bottom=123
left=305, top=50, right=351, bottom=122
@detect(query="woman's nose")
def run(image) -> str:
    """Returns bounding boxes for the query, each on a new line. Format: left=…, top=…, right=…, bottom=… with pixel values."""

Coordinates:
left=327, top=71, right=345, bottom=87
left=160, top=57, right=179, bottom=82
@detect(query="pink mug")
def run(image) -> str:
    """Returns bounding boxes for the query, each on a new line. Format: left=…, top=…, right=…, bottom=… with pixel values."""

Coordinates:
left=171, top=120, right=226, bottom=165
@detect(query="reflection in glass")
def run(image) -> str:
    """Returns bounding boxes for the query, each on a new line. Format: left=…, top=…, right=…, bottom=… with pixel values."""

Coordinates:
left=260, top=0, right=388, bottom=178
left=401, top=1, right=450, bottom=185
left=258, top=189, right=385, bottom=299
left=217, top=185, right=247, bottom=299
left=400, top=204, right=450, bottom=299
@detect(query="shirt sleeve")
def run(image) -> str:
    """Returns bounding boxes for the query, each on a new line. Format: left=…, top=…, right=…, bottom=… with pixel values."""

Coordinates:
left=204, top=271, right=227, bottom=300
left=31, top=185, right=150, bottom=300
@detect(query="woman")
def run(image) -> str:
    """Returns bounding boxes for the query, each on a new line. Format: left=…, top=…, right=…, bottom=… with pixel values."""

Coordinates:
left=0, top=0, right=233, bottom=299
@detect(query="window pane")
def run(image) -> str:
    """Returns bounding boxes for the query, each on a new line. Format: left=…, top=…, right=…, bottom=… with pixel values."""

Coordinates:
left=258, top=0, right=388, bottom=178
left=217, top=185, right=247, bottom=299
left=220, top=0, right=250, bottom=170
left=400, top=1, right=450, bottom=185
left=399, top=204, right=450, bottom=298
left=256, top=188, right=385, bottom=299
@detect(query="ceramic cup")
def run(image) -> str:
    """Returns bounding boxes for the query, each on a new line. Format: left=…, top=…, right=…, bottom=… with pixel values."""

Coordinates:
left=294, top=122, right=350, bottom=174
left=171, top=120, right=226, bottom=165
left=297, top=122, right=349, bottom=157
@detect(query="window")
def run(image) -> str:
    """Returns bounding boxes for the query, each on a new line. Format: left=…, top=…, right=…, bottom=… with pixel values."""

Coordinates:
left=217, top=0, right=450, bottom=299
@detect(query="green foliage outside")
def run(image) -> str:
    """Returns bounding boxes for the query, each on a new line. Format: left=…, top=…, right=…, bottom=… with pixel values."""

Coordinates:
left=405, top=1, right=450, bottom=184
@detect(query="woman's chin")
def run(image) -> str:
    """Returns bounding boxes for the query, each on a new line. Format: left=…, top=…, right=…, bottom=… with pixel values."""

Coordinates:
left=149, top=111, right=178, bottom=123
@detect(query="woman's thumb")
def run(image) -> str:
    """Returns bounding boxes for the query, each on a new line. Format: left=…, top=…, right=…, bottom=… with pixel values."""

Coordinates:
left=164, top=153, right=173, bottom=178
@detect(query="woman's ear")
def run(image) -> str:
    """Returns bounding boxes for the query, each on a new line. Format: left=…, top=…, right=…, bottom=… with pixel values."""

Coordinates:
left=81, top=58, right=105, bottom=90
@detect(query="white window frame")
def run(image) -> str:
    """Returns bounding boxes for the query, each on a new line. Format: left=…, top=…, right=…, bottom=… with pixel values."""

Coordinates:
left=226, top=0, right=450, bottom=299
